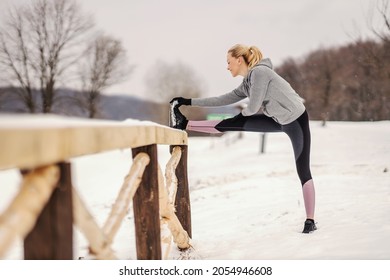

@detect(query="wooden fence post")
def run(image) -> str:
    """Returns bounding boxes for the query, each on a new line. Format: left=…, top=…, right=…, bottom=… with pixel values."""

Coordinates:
left=170, top=145, right=192, bottom=238
left=132, top=144, right=161, bottom=260
left=24, top=162, right=73, bottom=260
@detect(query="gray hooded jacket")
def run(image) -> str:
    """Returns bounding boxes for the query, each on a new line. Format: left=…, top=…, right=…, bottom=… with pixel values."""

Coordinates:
left=191, top=58, right=305, bottom=125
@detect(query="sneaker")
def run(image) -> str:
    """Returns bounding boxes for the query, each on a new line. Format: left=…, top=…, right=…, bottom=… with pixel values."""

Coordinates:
left=302, top=219, right=317, bottom=234
left=169, top=100, right=188, bottom=130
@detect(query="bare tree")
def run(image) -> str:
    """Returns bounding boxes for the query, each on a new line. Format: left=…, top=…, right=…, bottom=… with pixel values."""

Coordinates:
left=77, top=35, right=131, bottom=118
left=0, top=8, right=37, bottom=112
left=368, top=0, right=390, bottom=42
left=144, top=60, right=206, bottom=103
left=358, top=0, right=390, bottom=119
left=313, top=50, right=338, bottom=126
left=278, top=48, right=339, bottom=125
left=143, top=60, right=207, bottom=124
left=0, top=0, right=93, bottom=113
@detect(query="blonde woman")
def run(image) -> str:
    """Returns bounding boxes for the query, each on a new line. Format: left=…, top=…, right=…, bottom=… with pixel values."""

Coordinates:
left=170, top=44, right=317, bottom=233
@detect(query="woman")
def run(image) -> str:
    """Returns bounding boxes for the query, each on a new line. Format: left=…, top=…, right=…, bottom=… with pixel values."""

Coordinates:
left=170, top=44, right=317, bottom=233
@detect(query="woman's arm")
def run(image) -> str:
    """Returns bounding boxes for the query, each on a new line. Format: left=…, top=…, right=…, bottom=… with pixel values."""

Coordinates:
left=191, top=84, right=247, bottom=107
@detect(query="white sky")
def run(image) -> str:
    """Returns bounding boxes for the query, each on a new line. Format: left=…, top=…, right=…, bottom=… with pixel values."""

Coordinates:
left=0, top=0, right=378, bottom=99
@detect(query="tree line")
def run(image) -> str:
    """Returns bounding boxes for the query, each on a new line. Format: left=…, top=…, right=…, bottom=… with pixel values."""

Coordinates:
left=276, top=39, right=390, bottom=122
left=276, top=1, right=390, bottom=122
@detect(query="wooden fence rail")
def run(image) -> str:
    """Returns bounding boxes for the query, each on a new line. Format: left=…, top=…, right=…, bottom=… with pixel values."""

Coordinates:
left=0, top=114, right=191, bottom=260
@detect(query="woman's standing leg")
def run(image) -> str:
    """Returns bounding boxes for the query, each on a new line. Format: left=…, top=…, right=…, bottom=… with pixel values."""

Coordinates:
left=282, top=111, right=316, bottom=233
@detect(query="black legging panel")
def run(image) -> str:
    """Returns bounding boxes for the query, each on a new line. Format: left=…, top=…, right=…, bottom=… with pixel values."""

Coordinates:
left=216, top=113, right=282, bottom=133
left=282, top=111, right=312, bottom=185
left=215, top=111, right=312, bottom=185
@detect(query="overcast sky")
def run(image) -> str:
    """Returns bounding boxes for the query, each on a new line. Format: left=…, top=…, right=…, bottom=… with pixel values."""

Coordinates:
left=0, top=0, right=378, bottom=99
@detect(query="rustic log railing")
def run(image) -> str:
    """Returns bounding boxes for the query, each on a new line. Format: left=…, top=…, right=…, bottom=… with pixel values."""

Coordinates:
left=0, top=114, right=191, bottom=260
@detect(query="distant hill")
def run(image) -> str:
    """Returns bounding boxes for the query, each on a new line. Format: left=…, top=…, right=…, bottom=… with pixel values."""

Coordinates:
left=0, top=88, right=240, bottom=128
left=100, top=94, right=168, bottom=123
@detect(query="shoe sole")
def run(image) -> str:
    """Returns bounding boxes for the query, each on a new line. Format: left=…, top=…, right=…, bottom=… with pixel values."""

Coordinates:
left=169, top=101, right=179, bottom=128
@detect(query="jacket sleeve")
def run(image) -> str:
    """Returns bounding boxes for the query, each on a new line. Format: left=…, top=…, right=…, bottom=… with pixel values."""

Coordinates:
left=191, top=83, right=247, bottom=107
left=242, top=67, right=271, bottom=116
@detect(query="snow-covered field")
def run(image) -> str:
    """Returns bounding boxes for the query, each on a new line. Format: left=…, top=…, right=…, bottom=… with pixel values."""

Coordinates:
left=1, top=120, right=389, bottom=260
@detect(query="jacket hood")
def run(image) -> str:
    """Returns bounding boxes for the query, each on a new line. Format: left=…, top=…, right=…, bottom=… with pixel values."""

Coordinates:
left=257, top=58, right=273, bottom=69
left=245, top=58, right=273, bottom=80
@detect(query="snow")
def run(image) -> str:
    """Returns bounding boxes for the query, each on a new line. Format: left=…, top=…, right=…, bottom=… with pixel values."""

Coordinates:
left=0, top=120, right=389, bottom=260
left=0, top=113, right=158, bottom=128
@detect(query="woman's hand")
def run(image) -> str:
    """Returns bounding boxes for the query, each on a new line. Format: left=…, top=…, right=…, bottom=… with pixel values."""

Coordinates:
left=169, top=97, right=191, bottom=107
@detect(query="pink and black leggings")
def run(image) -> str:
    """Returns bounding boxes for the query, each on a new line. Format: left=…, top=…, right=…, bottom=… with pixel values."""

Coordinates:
left=186, top=110, right=315, bottom=218
left=187, top=111, right=313, bottom=186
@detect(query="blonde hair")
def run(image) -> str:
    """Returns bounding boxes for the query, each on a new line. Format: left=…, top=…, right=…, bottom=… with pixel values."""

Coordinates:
left=228, top=44, right=263, bottom=69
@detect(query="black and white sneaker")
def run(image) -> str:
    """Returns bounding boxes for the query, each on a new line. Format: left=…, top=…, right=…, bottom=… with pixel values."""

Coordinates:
left=302, top=219, right=317, bottom=234
left=169, top=100, right=188, bottom=130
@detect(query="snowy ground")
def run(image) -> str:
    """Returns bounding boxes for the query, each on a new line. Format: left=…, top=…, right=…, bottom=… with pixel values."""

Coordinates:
left=1, top=120, right=390, bottom=260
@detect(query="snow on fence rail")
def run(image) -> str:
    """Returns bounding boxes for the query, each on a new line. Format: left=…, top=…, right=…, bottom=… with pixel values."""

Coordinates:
left=0, top=114, right=191, bottom=260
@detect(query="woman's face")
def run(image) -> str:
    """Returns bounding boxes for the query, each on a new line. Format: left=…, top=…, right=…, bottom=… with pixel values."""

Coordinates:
left=227, top=52, right=241, bottom=77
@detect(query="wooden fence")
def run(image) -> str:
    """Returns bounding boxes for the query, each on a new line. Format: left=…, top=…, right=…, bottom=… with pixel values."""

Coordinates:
left=0, top=114, right=191, bottom=260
